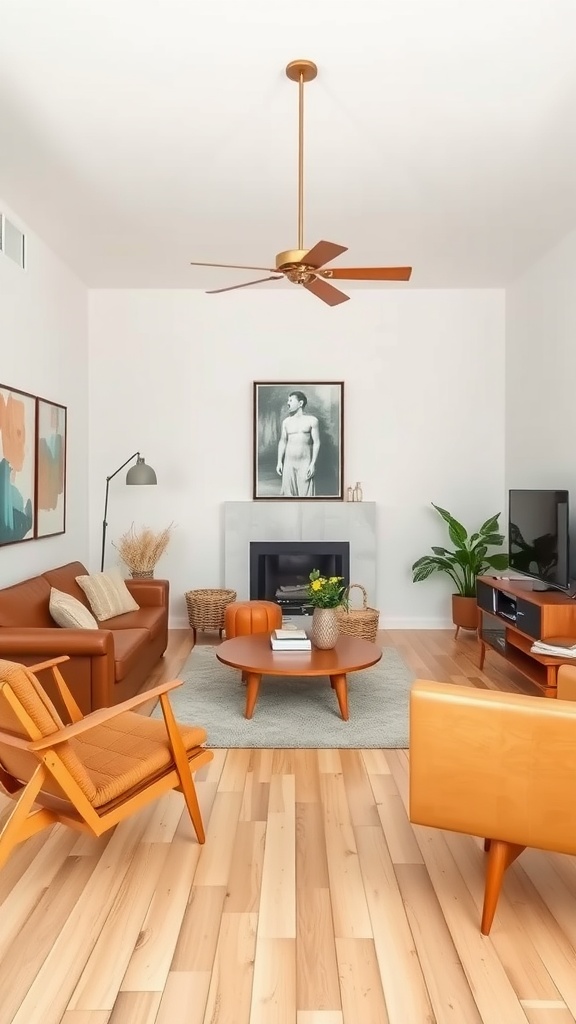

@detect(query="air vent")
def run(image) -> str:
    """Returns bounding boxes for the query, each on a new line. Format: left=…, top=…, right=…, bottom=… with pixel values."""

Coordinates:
left=0, top=214, right=26, bottom=269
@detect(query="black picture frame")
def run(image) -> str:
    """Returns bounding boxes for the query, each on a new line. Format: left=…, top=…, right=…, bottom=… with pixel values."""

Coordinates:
left=253, top=381, right=344, bottom=500
left=35, top=396, right=67, bottom=538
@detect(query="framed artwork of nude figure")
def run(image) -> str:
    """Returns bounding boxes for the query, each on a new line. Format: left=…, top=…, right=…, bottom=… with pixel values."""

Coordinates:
left=253, top=381, right=344, bottom=500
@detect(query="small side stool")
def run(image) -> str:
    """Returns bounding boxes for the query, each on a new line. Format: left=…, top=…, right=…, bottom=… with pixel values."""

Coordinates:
left=225, top=600, right=283, bottom=639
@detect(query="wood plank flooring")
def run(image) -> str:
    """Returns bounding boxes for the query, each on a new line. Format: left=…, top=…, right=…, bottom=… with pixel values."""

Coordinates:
left=1, top=628, right=575, bottom=1024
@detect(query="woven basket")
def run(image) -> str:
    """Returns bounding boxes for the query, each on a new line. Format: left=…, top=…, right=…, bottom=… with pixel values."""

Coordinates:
left=336, top=584, right=380, bottom=642
left=185, top=588, right=237, bottom=632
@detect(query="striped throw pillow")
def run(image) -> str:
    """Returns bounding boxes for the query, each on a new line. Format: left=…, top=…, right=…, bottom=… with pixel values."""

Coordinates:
left=49, top=588, right=99, bottom=629
left=75, top=567, right=139, bottom=622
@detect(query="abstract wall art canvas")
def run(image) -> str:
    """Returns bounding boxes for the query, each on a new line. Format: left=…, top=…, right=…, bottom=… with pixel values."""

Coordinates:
left=0, top=384, right=36, bottom=545
left=253, top=381, right=344, bottom=500
left=35, top=397, right=67, bottom=538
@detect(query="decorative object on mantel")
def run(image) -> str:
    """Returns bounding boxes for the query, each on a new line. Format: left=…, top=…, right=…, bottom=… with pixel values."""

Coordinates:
left=307, top=568, right=346, bottom=650
left=0, top=383, right=37, bottom=545
left=185, top=588, right=237, bottom=644
left=113, top=523, right=174, bottom=578
left=253, top=381, right=344, bottom=500
left=346, top=482, right=363, bottom=501
left=336, top=584, right=380, bottom=642
left=411, top=503, right=508, bottom=638
left=100, top=452, right=157, bottom=571
left=190, top=59, right=412, bottom=306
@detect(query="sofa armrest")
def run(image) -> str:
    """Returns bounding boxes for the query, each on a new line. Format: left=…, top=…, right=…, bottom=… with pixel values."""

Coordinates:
left=409, top=680, right=576, bottom=854
left=0, top=627, right=113, bottom=657
left=124, top=578, right=169, bottom=609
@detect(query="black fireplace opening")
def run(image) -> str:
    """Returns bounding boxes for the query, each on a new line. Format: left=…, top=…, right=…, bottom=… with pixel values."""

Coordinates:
left=250, top=541, right=350, bottom=614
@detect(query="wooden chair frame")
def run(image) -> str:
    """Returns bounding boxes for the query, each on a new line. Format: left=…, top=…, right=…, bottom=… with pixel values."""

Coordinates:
left=0, top=656, right=212, bottom=870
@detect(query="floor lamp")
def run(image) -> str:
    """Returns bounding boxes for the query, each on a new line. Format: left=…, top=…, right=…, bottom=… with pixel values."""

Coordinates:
left=100, top=452, right=157, bottom=571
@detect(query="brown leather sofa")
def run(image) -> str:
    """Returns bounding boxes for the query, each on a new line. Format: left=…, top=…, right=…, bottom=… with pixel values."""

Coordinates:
left=0, top=562, right=169, bottom=715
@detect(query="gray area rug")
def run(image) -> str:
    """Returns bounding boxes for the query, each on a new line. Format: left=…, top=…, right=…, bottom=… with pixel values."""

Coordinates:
left=152, top=644, right=413, bottom=748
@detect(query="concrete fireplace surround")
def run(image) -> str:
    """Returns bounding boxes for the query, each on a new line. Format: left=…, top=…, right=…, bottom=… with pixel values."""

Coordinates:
left=223, top=501, right=377, bottom=604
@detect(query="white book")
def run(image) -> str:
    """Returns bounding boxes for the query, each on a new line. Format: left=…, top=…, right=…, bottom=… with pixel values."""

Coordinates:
left=274, top=628, right=308, bottom=640
left=531, top=644, right=576, bottom=658
left=270, top=639, right=311, bottom=651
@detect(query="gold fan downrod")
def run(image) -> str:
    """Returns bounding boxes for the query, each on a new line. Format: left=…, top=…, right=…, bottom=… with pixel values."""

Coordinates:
left=286, top=60, right=317, bottom=253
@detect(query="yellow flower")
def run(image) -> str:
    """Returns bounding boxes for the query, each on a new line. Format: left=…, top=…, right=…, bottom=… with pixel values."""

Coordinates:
left=329, top=576, right=339, bottom=583
left=311, top=579, right=322, bottom=591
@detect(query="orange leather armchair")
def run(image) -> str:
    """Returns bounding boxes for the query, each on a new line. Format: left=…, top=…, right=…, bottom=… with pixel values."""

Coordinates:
left=409, top=667, right=576, bottom=934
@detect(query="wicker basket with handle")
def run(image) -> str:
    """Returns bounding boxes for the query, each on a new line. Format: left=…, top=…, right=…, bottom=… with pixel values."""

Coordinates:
left=336, top=584, right=380, bottom=642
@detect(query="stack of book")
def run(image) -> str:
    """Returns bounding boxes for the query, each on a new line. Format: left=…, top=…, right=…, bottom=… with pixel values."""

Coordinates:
left=270, top=628, right=311, bottom=652
left=530, top=637, right=576, bottom=658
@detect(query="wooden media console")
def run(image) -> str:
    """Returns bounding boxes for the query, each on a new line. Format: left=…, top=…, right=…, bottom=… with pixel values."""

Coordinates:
left=476, top=576, right=576, bottom=696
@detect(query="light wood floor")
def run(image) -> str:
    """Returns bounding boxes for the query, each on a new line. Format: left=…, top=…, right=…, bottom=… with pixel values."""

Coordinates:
left=1, top=628, right=575, bottom=1024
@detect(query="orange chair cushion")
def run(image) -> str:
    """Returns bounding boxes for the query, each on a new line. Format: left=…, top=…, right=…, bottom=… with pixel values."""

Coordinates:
left=225, top=600, right=282, bottom=639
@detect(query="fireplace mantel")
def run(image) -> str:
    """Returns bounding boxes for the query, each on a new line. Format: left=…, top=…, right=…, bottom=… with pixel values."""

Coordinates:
left=223, top=501, right=377, bottom=603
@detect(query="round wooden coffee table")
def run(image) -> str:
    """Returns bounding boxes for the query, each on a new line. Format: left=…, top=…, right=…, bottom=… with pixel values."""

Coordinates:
left=215, top=633, right=382, bottom=721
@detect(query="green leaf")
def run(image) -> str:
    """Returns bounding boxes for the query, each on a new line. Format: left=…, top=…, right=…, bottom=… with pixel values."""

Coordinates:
left=484, top=553, right=508, bottom=570
left=412, top=562, right=440, bottom=582
left=479, top=513, right=500, bottom=536
left=477, top=532, right=504, bottom=547
left=431, top=546, right=450, bottom=556
left=432, top=504, right=468, bottom=545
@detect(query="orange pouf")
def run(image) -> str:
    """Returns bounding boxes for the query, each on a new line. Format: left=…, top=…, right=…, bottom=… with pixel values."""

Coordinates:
left=224, top=600, right=283, bottom=639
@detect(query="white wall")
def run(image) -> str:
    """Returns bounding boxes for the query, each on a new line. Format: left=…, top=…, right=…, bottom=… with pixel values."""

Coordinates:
left=0, top=199, right=89, bottom=585
left=89, top=287, right=505, bottom=627
left=506, top=227, right=576, bottom=503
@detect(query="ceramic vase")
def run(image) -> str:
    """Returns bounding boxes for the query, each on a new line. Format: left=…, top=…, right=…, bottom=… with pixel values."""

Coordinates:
left=311, top=607, right=339, bottom=650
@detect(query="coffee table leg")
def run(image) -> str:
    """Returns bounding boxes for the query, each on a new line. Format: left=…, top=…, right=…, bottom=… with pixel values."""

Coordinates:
left=330, top=673, right=349, bottom=721
left=245, top=672, right=262, bottom=719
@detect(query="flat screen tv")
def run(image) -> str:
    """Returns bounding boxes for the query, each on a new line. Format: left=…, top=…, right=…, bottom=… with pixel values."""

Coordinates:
left=508, top=489, right=570, bottom=590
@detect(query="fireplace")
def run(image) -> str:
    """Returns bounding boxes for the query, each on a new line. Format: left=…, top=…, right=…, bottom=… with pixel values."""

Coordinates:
left=250, top=541, right=350, bottom=614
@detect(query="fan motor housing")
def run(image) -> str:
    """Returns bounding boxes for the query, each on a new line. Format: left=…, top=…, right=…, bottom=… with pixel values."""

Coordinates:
left=275, top=249, right=309, bottom=268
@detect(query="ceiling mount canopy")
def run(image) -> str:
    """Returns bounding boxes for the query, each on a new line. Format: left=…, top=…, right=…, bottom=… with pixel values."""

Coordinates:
left=190, top=59, right=412, bottom=306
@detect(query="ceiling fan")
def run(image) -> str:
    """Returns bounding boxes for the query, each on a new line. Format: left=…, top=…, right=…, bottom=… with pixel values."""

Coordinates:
left=190, top=59, right=412, bottom=306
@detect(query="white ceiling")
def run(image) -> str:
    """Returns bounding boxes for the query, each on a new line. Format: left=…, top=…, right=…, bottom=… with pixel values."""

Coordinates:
left=1, top=0, right=576, bottom=289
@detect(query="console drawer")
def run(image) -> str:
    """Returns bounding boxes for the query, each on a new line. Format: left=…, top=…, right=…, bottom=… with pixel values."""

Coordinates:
left=515, top=599, right=542, bottom=639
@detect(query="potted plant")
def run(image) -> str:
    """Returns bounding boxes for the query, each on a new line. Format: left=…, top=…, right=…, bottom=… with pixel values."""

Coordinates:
left=113, top=523, right=174, bottom=578
left=411, top=504, right=508, bottom=635
left=307, top=569, right=346, bottom=649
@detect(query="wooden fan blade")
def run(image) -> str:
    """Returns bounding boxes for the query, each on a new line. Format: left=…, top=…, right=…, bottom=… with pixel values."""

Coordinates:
left=191, top=260, right=278, bottom=272
left=304, top=277, right=350, bottom=306
left=299, top=240, right=348, bottom=269
left=322, top=266, right=413, bottom=282
left=206, top=276, right=283, bottom=294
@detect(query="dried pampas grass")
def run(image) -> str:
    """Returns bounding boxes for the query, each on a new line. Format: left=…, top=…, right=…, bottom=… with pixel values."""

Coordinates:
left=113, top=523, right=174, bottom=573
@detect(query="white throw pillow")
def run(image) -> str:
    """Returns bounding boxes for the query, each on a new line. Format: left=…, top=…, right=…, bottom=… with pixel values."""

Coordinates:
left=75, top=566, right=140, bottom=622
left=49, top=588, right=99, bottom=629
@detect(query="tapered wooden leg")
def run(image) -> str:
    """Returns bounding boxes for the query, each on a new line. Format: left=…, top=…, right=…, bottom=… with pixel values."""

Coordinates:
left=245, top=673, right=262, bottom=719
left=159, top=694, right=207, bottom=844
left=0, top=766, right=49, bottom=870
left=454, top=625, right=460, bottom=640
left=330, top=674, right=349, bottom=721
left=481, top=839, right=525, bottom=934
left=479, top=639, right=486, bottom=672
